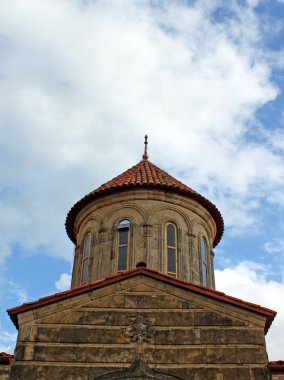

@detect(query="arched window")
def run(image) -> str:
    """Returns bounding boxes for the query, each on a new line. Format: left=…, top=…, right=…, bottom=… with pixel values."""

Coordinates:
left=117, top=219, right=130, bottom=271
left=81, top=232, right=91, bottom=284
left=166, top=223, right=177, bottom=277
left=201, top=238, right=208, bottom=286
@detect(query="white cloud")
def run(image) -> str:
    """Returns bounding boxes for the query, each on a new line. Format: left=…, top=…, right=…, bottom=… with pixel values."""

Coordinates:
left=216, top=261, right=284, bottom=360
left=0, top=0, right=283, bottom=363
left=0, top=323, right=17, bottom=354
left=0, top=243, right=11, bottom=278
left=1, top=12, right=284, bottom=364
left=264, top=238, right=284, bottom=255
left=55, top=273, right=71, bottom=292
left=269, top=129, right=284, bottom=152
left=0, top=2, right=282, bottom=264
left=6, top=281, right=30, bottom=304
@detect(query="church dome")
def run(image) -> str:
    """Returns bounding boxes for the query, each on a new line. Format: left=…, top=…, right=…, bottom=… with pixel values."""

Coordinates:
left=65, top=158, right=224, bottom=247
left=66, top=137, right=224, bottom=289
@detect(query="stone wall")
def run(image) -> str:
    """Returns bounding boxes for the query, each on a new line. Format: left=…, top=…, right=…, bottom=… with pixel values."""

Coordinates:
left=10, top=275, right=270, bottom=380
left=0, top=353, right=13, bottom=380
left=0, top=366, right=10, bottom=380
left=71, top=189, right=217, bottom=288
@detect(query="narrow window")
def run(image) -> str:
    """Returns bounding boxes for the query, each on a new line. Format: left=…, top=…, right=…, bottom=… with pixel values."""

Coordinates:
left=117, top=219, right=130, bottom=271
left=81, top=233, right=91, bottom=284
left=201, top=238, right=208, bottom=286
left=166, top=223, right=177, bottom=277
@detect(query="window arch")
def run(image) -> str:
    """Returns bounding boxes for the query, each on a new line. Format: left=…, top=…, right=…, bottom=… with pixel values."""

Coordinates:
left=166, top=223, right=177, bottom=277
left=201, top=237, right=208, bottom=286
left=81, top=232, right=91, bottom=284
left=117, top=219, right=130, bottom=271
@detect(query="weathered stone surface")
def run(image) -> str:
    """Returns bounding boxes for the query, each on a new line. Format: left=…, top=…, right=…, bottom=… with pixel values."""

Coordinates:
left=70, top=189, right=217, bottom=288
left=11, top=364, right=118, bottom=380
left=124, top=294, right=158, bottom=309
left=201, top=327, right=226, bottom=344
left=222, top=367, right=252, bottom=380
left=207, top=346, right=237, bottom=364
left=9, top=277, right=270, bottom=380
left=0, top=366, right=10, bottom=380
left=226, top=327, right=264, bottom=344
left=9, top=365, right=37, bottom=380
left=236, top=347, right=267, bottom=364
left=33, top=345, right=136, bottom=363
left=86, top=294, right=126, bottom=308
left=93, top=358, right=184, bottom=379
left=155, top=328, right=202, bottom=345
left=35, top=326, right=126, bottom=344
left=194, top=311, right=246, bottom=326
left=249, top=367, right=272, bottom=380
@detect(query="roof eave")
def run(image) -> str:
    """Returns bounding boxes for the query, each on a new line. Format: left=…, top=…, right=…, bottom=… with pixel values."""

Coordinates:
left=65, top=184, right=224, bottom=247
left=8, top=267, right=275, bottom=332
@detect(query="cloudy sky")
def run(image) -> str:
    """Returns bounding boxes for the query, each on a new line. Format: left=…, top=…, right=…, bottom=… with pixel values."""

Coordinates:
left=0, top=0, right=284, bottom=360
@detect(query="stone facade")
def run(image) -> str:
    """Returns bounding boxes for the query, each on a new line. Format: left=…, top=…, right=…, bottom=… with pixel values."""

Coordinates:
left=9, top=274, right=272, bottom=380
left=71, top=189, right=216, bottom=289
left=0, top=366, right=10, bottom=380
left=0, top=353, right=13, bottom=380
left=7, top=155, right=280, bottom=380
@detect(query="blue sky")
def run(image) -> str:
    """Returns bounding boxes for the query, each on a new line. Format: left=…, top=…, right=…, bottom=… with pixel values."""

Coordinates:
left=0, top=0, right=284, bottom=359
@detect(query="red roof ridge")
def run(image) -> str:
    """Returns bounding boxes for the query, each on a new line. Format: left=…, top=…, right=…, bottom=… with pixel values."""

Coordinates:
left=7, top=267, right=276, bottom=332
left=269, top=361, right=284, bottom=365
left=268, top=360, right=284, bottom=374
left=0, top=352, right=14, bottom=366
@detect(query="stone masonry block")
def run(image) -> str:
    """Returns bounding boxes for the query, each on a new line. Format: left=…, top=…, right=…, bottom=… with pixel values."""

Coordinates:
left=194, top=311, right=246, bottom=326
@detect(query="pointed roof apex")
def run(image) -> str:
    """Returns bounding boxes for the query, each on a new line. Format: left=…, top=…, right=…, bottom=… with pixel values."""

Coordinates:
left=142, top=134, right=149, bottom=160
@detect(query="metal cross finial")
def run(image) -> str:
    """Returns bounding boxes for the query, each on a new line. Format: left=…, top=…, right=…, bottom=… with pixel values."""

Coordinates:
left=142, top=135, right=149, bottom=160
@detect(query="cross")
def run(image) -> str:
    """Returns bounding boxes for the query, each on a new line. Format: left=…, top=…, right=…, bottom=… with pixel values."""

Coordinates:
left=142, top=134, right=149, bottom=160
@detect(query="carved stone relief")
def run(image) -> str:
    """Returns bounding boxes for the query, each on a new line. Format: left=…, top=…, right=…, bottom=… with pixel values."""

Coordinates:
left=93, top=357, right=183, bottom=379
left=125, top=315, right=155, bottom=345
left=93, top=315, right=183, bottom=380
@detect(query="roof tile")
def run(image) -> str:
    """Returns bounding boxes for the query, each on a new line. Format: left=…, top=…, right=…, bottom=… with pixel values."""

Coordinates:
left=0, top=352, right=13, bottom=365
left=65, top=160, right=224, bottom=246
left=268, top=360, right=284, bottom=374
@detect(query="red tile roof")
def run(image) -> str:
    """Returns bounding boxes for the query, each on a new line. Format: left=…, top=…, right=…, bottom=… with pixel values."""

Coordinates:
left=7, top=267, right=275, bottom=333
left=268, top=361, right=284, bottom=374
left=65, top=159, right=224, bottom=246
left=0, top=352, right=13, bottom=366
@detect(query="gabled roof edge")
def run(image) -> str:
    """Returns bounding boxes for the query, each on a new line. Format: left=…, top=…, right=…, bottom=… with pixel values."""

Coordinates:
left=268, top=361, right=284, bottom=374
left=7, top=267, right=276, bottom=333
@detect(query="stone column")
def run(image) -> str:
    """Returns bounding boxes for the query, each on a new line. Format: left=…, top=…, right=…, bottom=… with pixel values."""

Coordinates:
left=143, top=224, right=152, bottom=267
left=71, top=245, right=80, bottom=288
left=189, top=233, right=200, bottom=284
left=130, top=223, right=137, bottom=268
left=210, top=250, right=215, bottom=289
left=88, top=233, right=97, bottom=282
left=178, top=228, right=185, bottom=279
left=181, top=230, right=190, bottom=282
left=159, top=224, right=164, bottom=272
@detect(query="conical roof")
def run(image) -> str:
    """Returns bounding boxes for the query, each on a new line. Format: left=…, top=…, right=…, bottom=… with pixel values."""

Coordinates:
left=65, top=159, right=224, bottom=247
